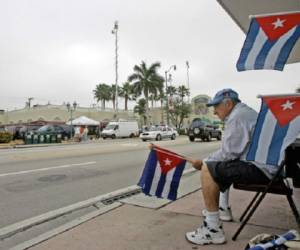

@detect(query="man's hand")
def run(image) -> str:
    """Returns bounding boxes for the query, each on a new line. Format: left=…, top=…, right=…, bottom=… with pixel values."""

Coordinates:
left=186, top=158, right=203, bottom=170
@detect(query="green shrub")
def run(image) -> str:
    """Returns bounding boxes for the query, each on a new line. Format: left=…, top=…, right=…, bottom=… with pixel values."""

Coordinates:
left=0, top=131, right=13, bottom=143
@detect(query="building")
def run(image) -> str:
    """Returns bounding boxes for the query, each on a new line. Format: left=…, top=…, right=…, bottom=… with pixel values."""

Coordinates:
left=0, top=94, right=218, bottom=128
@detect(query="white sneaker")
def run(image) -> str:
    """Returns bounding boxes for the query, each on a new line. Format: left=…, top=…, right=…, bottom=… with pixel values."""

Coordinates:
left=186, top=220, right=226, bottom=245
left=202, top=207, right=233, bottom=222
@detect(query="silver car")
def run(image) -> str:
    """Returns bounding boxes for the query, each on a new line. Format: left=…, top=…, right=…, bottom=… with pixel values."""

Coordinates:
left=139, top=125, right=178, bottom=141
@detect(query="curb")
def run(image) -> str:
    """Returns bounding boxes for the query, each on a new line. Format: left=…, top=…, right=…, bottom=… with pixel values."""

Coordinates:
left=9, top=202, right=122, bottom=250
left=0, top=168, right=197, bottom=241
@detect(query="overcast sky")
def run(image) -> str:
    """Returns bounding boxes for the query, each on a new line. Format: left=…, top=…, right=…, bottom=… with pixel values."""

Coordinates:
left=0, top=0, right=299, bottom=111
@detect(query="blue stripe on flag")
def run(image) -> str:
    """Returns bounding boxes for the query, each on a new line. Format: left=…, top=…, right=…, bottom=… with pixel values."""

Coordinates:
left=246, top=102, right=268, bottom=161
left=274, top=25, right=300, bottom=70
left=266, top=122, right=289, bottom=165
left=137, top=150, right=157, bottom=194
left=168, top=161, right=186, bottom=200
left=155, top=173, right=166, bottom=198
left=236, top=19, right=260, bottom=71
left=254, top=40, right=276, bottom=69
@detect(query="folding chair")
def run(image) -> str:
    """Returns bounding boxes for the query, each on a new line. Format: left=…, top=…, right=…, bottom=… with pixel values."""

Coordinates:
left=232, top=94, right=300, bottom=241
left=232, top=141, right=300, bottom=240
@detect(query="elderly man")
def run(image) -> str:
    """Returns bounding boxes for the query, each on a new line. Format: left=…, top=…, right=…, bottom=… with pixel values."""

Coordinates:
left=185, top=88, right=275, bottom=245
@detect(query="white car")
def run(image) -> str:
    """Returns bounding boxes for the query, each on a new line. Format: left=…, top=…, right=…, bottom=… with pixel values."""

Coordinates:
left=139, top=126, right=178, bottom=141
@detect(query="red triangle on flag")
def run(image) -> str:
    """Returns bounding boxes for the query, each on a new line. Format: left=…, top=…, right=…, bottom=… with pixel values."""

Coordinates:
left=156, top=149, right=184, bottom=175
left=263, top=96, right=300, bottom=127
left=256, top=12, right=300, bottom=41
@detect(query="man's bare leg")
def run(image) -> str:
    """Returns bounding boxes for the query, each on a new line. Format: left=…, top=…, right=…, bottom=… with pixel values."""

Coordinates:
left=201, top=162, right=219, bottom=212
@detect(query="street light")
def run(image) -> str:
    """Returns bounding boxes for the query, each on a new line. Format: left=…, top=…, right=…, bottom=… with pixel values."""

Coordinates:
left=111, top=21, right=119, bottom=112
left=66, top=101, right=77, bottom=139
left=186, top=61, right=190, bottom=104
left=165, top=65, right=176, bottom=125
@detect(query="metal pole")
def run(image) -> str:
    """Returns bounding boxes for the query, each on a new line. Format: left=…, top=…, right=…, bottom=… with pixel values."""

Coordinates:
left=70, top=110, right=73, bottom=139
left=112, top=21, right=119, bottom=112
left=164, top=65, right=176, bottom=126
left=186, top=61, right=190, bottom=104
left=165, top=71, right=169, bottom=125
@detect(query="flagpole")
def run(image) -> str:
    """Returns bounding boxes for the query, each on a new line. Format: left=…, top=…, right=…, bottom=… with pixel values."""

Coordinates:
left=149, top=143, right=193, bottom=162
left=250, top=10, right=300, bottom=19
left=257, top=93, right=300, bottom=98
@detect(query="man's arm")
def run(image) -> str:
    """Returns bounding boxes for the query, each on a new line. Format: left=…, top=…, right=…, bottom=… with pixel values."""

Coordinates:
left=206, top=119, right=252, bottom=162
left=186, top=158, right=203, bottom=170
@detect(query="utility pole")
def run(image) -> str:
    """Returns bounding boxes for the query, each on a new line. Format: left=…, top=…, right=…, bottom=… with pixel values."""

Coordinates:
left=186, top=61, right=190, bottom=104
left=165, top=65, right=176, bottom=126
left=28, top=97, right=34, bottom=108
left=112, top=21, right=119, bottom=112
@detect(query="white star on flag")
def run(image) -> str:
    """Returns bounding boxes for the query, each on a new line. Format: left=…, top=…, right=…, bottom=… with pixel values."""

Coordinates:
left=272, top=18, right=286, bottom=29
left=164, top=158, right=172, bottom=166
left=281, top=100, right=295, bottom=110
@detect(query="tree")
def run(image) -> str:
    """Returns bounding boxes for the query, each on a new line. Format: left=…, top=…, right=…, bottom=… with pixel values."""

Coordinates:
left=119, top=82, right=134, bottom=111
left=169, top=97, right=192, bottom=129
left=177, top=85, right=190, bottom=103
left=134, top=98, right=147, bottom=125
left=93, top=83, right=111, bottom=110
left=296, top=87, right=300, bottom=93
left=128, top=61, right=164, bottom=109
left=167, top=85, right=192, bottom=129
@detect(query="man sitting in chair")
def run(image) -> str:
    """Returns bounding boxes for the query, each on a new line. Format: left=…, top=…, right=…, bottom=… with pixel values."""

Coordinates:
left=185, top=88, right=277, bottom=245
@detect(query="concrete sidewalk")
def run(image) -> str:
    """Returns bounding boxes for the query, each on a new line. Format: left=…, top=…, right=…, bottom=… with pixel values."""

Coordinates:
left=13, top=172, right=300, bottom=250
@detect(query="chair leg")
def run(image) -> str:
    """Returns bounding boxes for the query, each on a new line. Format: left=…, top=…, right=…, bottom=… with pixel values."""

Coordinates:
left=286, top=194, right=300, bottom=229
left=232, top=191, right=267, bottom=241
left=239, top=191, right=260, bottom=222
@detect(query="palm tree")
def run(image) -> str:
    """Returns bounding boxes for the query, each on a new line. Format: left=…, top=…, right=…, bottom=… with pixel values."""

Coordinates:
left=134, top=98, right=147, bottom=125
left=166, top=86, right=177, bottom=97
left=128, top=61, right=164, bottom=109
left=119, top=82, right=134, bottom=111
left=177, top=85, right=190, bottom=103
left=93, top=83, right=111, bottom=110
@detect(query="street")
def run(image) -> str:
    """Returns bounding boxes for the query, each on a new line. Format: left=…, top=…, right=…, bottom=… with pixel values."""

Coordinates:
left=0, top=137, right=220, bottom=248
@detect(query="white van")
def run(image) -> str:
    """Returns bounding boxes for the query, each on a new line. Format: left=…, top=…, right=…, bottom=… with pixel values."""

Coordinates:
left=101, top=120, right=139, bottom=139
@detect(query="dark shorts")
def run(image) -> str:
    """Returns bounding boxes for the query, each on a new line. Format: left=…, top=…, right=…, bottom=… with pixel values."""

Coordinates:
left=206, top=160, right=270, bottom=192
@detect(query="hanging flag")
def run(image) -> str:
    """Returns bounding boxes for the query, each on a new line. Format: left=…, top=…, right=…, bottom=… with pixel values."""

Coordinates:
left=247, top=94, right=300, bottom=166
left=138, top=145, right=186, bottom=201
left=237, top=11, right=300, bottom=71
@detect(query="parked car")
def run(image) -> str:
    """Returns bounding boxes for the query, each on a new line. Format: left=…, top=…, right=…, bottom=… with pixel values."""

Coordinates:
left=188, top=118, right=222, bottom=142
left=139, top=125, right=178, bottom=141
left=35, top=124, right=74, bottom=140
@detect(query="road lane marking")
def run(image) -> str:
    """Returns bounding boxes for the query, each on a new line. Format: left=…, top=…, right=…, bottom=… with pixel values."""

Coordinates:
left=0, top=161, right=96, bottom=178
left=120, top=143, right=139, bottom=147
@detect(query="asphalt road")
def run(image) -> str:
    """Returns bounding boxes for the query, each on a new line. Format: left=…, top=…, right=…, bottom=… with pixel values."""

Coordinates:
left=0, top=137, right=220, bottom=228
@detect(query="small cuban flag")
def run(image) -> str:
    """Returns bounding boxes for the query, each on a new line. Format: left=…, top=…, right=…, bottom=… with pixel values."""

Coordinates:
left=247, top=94, right=300, bottom=166
left=138, top=145, right=186, bottom=201
left=237, top=11, right=300, bottom=71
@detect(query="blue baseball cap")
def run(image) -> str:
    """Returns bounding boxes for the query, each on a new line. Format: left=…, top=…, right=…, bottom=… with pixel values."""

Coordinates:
left=206, top=88, right=241, bottom=107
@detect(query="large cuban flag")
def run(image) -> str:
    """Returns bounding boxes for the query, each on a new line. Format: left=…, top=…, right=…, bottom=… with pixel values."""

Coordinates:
left=138, top=146, right=186, bottom=201
left=247, top=95, right=300, bottom=166
left=237, top=11, right=300, bottom=71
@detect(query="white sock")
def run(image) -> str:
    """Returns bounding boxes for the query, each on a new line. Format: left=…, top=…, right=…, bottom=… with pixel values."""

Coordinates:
left=219, top=189, right=230, bottom=209
left=205, top=211, right=220, bottom=228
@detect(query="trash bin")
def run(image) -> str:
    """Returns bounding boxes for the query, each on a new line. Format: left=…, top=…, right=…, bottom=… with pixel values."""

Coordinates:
left=38, top=134, right=45, bottom=144
left=32, top=134, right=39, bottom=144
left=57, top=134, right=62, bottom=143
left=25, top=134, right=32, bottom=144
left=45, top=134, right=51, bottom=143
left=50, top=134, right=57, bottom=143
